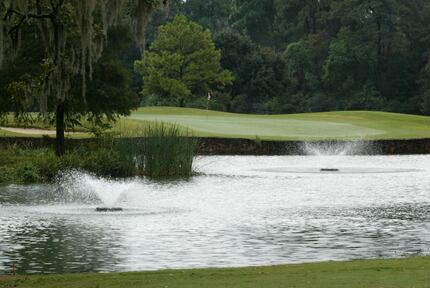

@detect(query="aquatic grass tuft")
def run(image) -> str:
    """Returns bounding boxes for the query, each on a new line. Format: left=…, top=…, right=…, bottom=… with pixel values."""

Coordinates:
left=117, top=123, right=198, bottom=178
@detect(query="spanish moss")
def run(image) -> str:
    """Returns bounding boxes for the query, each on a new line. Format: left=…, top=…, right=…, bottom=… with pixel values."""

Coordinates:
left=0, top=0, right=168, bottom=110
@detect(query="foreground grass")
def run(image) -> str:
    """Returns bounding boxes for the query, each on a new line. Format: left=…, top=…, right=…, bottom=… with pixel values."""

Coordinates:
left=3, top=107, right=430, bottom=140
left=1, top=257, right=430, bottom=288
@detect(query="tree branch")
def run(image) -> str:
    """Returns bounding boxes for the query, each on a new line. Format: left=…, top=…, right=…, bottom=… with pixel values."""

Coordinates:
left=5, top=8, right=52, bottom=20
left=8, top=15, right=26, bottom=35
left=5, top=7, right=53, bottom=36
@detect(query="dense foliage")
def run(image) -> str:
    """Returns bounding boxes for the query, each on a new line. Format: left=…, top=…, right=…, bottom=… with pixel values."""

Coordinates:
left=0, top=124, right=197, bottom=183
left=2, top=0, right=430, bottom=118
left=0, top=0, right=166, bottom=155
left=135, top=15, right=233, bottom=108
left=143, top=0, right=430, bottom=114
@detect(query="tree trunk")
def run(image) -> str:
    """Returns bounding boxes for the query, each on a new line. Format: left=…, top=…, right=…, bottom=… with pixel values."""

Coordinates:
left=307, top=0, right=318, bottom=34
left=55, top=102, right=65, bottom=157
left=376, top=16, right=383, bottom=92
left=299, top=69, right=306, bottom=93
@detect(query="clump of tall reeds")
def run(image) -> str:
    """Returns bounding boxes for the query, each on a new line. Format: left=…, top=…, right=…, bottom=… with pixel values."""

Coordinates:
left=116, top=123, right=198, bottom=178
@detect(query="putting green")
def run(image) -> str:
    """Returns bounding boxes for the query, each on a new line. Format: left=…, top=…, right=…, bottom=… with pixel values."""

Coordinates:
left=126, top=107, right=430, bottom=141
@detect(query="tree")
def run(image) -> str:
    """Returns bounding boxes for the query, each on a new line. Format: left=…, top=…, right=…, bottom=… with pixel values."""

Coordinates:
left=284, top=42, right=311, bottom=92
left=3, top=0, right=430, bottom=119
left=0, top=23, right=44, bottom=119
left=135, top=15, right=233, bottom=107
left=183, top=0, right=233, bottom=33
left=328, top=0, right=423, bottom=110
left=214, top=29, right=260, bottom=111
left=230, top=0, right=276, bottom=46
left=419, top=53, right=430, bottom=114
left=275, top=0, right=327, bottom=43
left=214, top=29, right=287, bottom=113
left=0, top=0, right=167, bottom=156
left=70, top=25, right=141, bottom=127
left=145, top=0, right=183, bottom=45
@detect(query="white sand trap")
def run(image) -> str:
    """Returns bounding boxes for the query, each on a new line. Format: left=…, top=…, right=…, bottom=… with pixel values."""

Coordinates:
left=0, top=127, right=79, bottom=135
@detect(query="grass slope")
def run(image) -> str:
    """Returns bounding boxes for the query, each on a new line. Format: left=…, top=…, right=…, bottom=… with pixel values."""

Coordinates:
left=126, top=107, right=430, bottom=141
left=1, top=257, right=430, bottom=288
left=3, top=107, right=430, bottom=140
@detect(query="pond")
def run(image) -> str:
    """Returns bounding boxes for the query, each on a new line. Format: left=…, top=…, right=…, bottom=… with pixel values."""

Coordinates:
left=1, top=155, right=430, bottom=274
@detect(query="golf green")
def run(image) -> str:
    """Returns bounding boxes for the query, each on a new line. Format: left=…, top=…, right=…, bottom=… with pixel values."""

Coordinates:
left=126, top=107, right=430, bottom=140
left=2, top=107, right=430, bottom=140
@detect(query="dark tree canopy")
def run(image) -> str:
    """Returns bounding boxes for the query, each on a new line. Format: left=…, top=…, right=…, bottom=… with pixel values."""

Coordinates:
left=2, top=0, right=430, bottom=121
left=0, top=0, right=167, bottom=155
left=135, top=15, right=233, bottom=108
left=130, top=0, right=430, bottom=115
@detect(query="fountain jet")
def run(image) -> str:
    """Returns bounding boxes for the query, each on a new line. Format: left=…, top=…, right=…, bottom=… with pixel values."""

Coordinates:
left=57, top=171, right=141, bottom=212
left=95, top=207, right=123, bottom=212
left=320, top=168, right=339, bottom=172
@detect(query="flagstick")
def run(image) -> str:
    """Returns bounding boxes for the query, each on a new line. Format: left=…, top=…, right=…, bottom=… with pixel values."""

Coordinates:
left=206, top=92, right=211, bottom=121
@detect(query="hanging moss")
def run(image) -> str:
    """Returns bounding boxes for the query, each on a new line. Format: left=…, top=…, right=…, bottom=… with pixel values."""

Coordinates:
left=0, top=0, right=168, bottom=112
left=0, top=17, right=4, bottom=68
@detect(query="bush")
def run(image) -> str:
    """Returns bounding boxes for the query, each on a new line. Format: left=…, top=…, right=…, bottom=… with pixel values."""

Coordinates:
left=0, top=147, right=132, bottom=184
left=14, top=162, right=41, bottom=184
left=80, top=149, right=134, bottom=177
left=32, top=151, right=61, bottom=181
left=0, top=167, right=13, bottom=183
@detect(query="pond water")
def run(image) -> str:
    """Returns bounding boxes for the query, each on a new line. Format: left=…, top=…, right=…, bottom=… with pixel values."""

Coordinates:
left=1, top=155, right=430, bottom=274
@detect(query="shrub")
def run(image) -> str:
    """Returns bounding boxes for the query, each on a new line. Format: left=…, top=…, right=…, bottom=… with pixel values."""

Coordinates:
left=32, top=151, right=60, bottom=181
left=80, top=149, right=134, bottom=177
left=0, top=167, right=13, bottom=183
left=14, top=162, right=41, bottom=184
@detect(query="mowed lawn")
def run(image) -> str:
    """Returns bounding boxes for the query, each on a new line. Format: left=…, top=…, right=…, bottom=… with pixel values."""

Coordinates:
left=125, top=107, right=430, bottom=140
left=2, top=107, right=430, bottom=140
left=1, top=257, right=430, bottom=288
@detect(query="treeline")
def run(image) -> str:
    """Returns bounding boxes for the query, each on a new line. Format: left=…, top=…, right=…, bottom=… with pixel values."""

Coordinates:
left=147, top=0, right=430, bottom=114
left=2, top=0, right=430, bottom=116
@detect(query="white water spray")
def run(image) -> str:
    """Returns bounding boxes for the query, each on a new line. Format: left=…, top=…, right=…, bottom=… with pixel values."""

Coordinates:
left=301, top=141, right=377, bottom=156
left=57, top=171, right=141, bottom=207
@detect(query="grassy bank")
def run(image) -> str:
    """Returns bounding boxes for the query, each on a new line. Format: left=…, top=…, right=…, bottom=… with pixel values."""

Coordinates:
left=0, top=124, right=197, bottom=184
left=1, top=257, right=430, bottom=288
left=0, top=146, right=135, bottom=184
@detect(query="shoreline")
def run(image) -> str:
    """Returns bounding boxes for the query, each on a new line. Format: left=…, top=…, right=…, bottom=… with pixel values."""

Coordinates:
left=2, top=137, right=430, bottom=155
left=1, top=256, right=429, bottom=287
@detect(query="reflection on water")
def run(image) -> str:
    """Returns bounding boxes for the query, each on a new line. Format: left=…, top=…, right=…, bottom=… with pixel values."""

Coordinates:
left=1, top=155, right=430, bottom=274
left=0, top=220, right=122, bottom=274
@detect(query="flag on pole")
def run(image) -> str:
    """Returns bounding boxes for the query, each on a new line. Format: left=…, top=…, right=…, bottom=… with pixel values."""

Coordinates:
left=206, top=92, right=212, bottom=112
